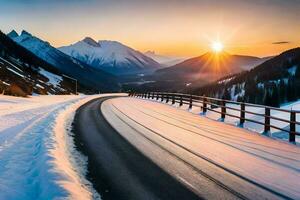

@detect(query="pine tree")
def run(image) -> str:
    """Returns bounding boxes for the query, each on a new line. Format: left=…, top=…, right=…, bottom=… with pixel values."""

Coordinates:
left=296, top=66, right=300, bottom=78
left=279, top=79, right=286, bottom=103
left=271, top=85, right=280, bottom=107
left=244, top=78, right=257, bottom=103
left=222, top=88, right=231, bottom=100
left=287, top=78, right=297, bottom=102
left=0, top=49, right=6, bottom=57
left=264, top=88, right=272, bottom=106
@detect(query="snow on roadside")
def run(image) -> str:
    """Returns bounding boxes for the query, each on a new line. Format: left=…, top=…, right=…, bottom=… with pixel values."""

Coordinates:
left=50, top=93, right=126, bottom=199
left=0, top=95, right=96, bottom=199
left=0, top=93, right=126, bottom=199
left=51, top=95, right=102, bottom=200
left=0, top=95, right=85, bottom=199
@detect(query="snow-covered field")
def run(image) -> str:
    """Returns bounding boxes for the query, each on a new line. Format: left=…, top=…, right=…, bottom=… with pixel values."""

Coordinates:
left=0, top=94, right=123, bottom=200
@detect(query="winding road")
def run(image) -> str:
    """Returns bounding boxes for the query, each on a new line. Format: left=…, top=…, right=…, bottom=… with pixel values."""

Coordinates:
left=73, top=96, right=300, bottom=200
left=73, top=96, right=200, bottom=200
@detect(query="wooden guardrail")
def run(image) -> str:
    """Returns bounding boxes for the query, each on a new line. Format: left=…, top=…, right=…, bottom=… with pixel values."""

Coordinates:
left=129, top=92, right=300, bottom=143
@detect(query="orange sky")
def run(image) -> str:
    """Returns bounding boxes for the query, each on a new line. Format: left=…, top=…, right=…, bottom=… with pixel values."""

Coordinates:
left=1, top=0, right=300, bottom=57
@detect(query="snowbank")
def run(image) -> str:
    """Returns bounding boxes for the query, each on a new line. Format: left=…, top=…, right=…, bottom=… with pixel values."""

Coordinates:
left=0, top=94, right=125, bottom=199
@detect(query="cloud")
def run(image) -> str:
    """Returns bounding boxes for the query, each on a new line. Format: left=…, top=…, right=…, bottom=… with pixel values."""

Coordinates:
left=272, top=41, right=290, bottom=45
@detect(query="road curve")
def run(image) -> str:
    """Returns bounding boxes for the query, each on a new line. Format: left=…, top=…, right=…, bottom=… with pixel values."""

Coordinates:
left=72, top=96, right=201, bottom=200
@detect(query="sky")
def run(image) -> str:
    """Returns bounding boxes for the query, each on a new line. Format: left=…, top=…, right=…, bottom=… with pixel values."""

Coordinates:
left=0, top=0, right=300, bottom=57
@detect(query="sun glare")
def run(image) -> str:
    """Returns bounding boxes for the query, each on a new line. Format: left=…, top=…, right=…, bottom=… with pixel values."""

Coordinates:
left=212, top=41, right=224, bottom=53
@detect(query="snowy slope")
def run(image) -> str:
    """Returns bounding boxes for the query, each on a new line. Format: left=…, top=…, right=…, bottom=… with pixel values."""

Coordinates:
left=12, top=31, right=65, bottom=66
left=0, top=31, right=80, bottom=95
left=59, top=37, right=161, bottom=75
left=0, top=56, right=68, bottom=95
left=103, top=97, right=300, bottom=199
left=8, top=30, right=119, bottom=92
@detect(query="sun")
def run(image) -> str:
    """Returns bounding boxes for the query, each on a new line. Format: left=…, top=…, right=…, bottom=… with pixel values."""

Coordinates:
left=211, top=41, right=224, bottom=53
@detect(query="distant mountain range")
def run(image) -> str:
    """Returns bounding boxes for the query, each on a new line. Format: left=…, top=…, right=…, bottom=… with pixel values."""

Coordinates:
left=59, top=37, right=162, bottom=75
left=8, top=30, right=119, bottom=92
left=131, top=51, right=271, bottom=92
left=144, top=51, right=186, bottom=67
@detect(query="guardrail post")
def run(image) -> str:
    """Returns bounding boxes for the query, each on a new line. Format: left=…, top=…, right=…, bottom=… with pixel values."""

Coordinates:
left=147, top=92, right=150, bottom=99
left=172, top=94, right=175, bottom=105
left=166, top=94, right=169, bottom=103
left=240, top=102, right=245, bottom=125
left=221, top=100, right=226, bottom=119
left=289, top=111, right=296, bottom=143
left=189, top=95, right=193, bottom=109
left=179, top=95, right=183, bottom=106
left=156, top=93, right=159, bottom=100
left=264, top=108, right=271, bottom=133
left=161, top=94, right=164, bottom=102
left=152, top=92, right=154, bottom=99
left=203, top=97, right=207, bottom=113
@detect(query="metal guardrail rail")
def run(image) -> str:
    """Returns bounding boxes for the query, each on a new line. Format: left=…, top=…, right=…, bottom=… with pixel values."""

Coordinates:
left=129, top=92, right=299, bottom=143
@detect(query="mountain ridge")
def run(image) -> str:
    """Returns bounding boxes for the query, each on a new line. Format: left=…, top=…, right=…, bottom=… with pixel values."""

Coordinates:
left=154, top=51, right=271, bottom=82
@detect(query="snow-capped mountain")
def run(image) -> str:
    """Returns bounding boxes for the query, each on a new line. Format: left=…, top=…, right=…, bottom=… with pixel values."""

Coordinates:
left=8, top=30, right=119, bottom=92
left=59, top=37, right=161, bottom=75
left=144, top=51, right=186, bottom=67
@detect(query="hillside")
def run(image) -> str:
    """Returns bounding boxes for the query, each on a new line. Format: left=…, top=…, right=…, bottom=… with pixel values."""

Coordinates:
left=192, top=48, right=300, bottom=107
left=0, top=31, right=81, bottom=96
